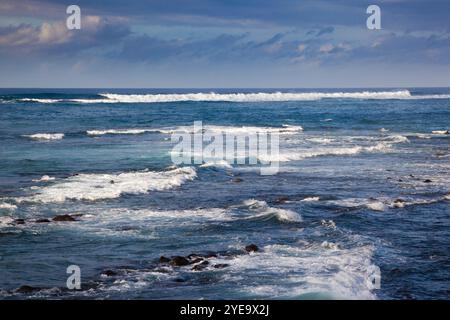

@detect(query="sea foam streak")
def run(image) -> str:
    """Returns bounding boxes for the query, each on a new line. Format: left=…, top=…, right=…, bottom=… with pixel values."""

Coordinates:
left=0, top=202, right=17, bottom=210
left=86, top=128, right=169, bottom=136
left=86, top=124, right=303, bottom=136
left=18, top=90, right=450, bottom=104
left=23, top=133, right=64, bottom=140
left=259, top=134, right=408, bottom=162
left=18, top=167, right=197, bottom=203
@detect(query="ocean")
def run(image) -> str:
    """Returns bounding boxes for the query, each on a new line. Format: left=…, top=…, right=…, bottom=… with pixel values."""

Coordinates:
left=0, top=88, right=449, bottom=299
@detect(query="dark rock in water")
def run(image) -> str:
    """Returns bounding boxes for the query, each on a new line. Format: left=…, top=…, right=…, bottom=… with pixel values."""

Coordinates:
left=191, top=261, right=209, bottom=271
left=205, top=252, right=218, bottom=258
left=110, top=180, right=115, bottom=184
left=52, top=214, right=76, bottom=222
left=14, top=219, right=25, bottom=225
left=190, top=257, right=204, bottom=264
left=232, top=178, right=243, bottom=183
left=191, top=265, right=206, bottom=271
left=35, top=219, right=50, bottom=223
left=398, top=179, right=403, bottom=182
left=101, top=270, right=117, bottom=277
left=213, top=264, right=230, bottom=269
left=245, top=244, right=259, bottom=253
left=276, top=196, right=289, bottom=204
left=423, top=179, right=433, bottom=183
left=173, top=278, right=185, bottom=283
left=15, top=285, right=38, bottom=293
left=159, top=256, right=170, bottom=263
left=170, top=256, right=190, bottom=266
left=71, top=213, right=83, bottom=218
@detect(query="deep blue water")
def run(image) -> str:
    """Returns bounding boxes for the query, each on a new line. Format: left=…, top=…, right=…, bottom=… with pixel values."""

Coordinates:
left=0, top=88, right=449, bottom=299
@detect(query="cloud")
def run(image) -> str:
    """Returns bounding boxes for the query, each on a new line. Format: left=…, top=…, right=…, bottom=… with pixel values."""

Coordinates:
left=1, top=0, right=450, bottom=87
left=316, top=26, right=335, bottom=37
left=2, top=0, right=449, bottom=30
left=319, top=43, right=335, bottom=53
left=0, top=16, right=130, bottom=57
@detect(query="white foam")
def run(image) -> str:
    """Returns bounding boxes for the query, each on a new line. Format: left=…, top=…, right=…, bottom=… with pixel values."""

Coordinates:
left=19, top=98, right=113, bottom=104
left=301, top=196, right=320, bottom=202
left=18, top=167, right=197, bottom=203
left=328, top=198, right=388, bottom=212
left=19, top=98, right=61, bottom=103
left=241, top=199, right=302, bottom=222
left=86, top=128, right=167, bottom=136
left=0, top=202, right=17, bottom=210
left=32, top=175, right=55, bottom=182
left=181, top=124, right=303, bottom=135
left=98, top=91, right=417, bottom=103
left=366, top=202, right=387, bottom=212
left=86, top=124, right=302, bottom=137
left=260, top=134, right=408, bottom=162
left=321, top=241, right=340, bottom=250
left=0, top=216, right=15, bottom=226
left=321, top=219, right=336, bottom=229
left=432, top=130, right=450, bottom=135
left=199, top=160, right=233, bottom=169
left=18, top=91, right=450, bottom=104
left=307, top=137, right=334, bottom=144
left=330, top=195, right=449, bottom=212
left=445, top=195, right=450, bottom=201
left=23, top=133, right=64, bottom=140
left=227, top=244, right=377, bottom=299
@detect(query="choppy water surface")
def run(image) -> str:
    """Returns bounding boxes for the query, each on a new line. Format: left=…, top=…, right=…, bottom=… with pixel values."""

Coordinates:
left=0, top=88, right=449, bottom=299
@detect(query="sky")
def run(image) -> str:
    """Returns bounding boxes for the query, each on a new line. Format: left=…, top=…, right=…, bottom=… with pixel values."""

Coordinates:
left=0, top=0, right=449, bottom=88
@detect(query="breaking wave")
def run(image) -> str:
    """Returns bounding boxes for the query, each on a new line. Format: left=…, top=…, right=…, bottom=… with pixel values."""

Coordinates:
left=259, top=134, right=408, bottom=162
left=16, top=167, right=197, bottom=203
left=240, top=199, right=302, bottom=222
left=17, top=90, right=450, bottom=104
left=86, top=124, right=303, bottom=137
left=23, top=133, right=64, bottom=141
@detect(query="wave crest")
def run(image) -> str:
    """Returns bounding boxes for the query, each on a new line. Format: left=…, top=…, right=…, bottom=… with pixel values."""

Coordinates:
left=18, top=167, right=197, bottom=203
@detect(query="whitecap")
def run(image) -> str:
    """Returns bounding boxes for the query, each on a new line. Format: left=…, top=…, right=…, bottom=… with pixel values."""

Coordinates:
left=301, top=196, right=320, bottom=202
left=18, top=90, right=450, bottom=104
left=199, top=160, right=233, bottom=169
left=18, top=167, right=197, bottom=203
left=321, top=241, right=340, bottom=250
left=0, top=202, right=17, bottom=210
left=366, top=202, right=387, bottom=212
left=23, top=133, right=64, bottom=141
left=86, top=128, right=165, bottom=136
left=241, top=199, right=302, bottom=222
left=98, top=90, right=414, bottom=103
left=432, top=130, right=450, bottom=135
left=227, top=244, right=377, bottom=300
left=32, top=175, right=55, bottom=182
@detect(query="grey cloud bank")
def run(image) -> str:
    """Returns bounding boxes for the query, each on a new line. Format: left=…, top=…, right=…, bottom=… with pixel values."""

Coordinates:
left=0, top=0, right=449, bottom=87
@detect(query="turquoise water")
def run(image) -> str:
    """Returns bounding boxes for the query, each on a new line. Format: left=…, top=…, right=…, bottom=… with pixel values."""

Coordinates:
left=0, top=88, right=449, bottom=299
